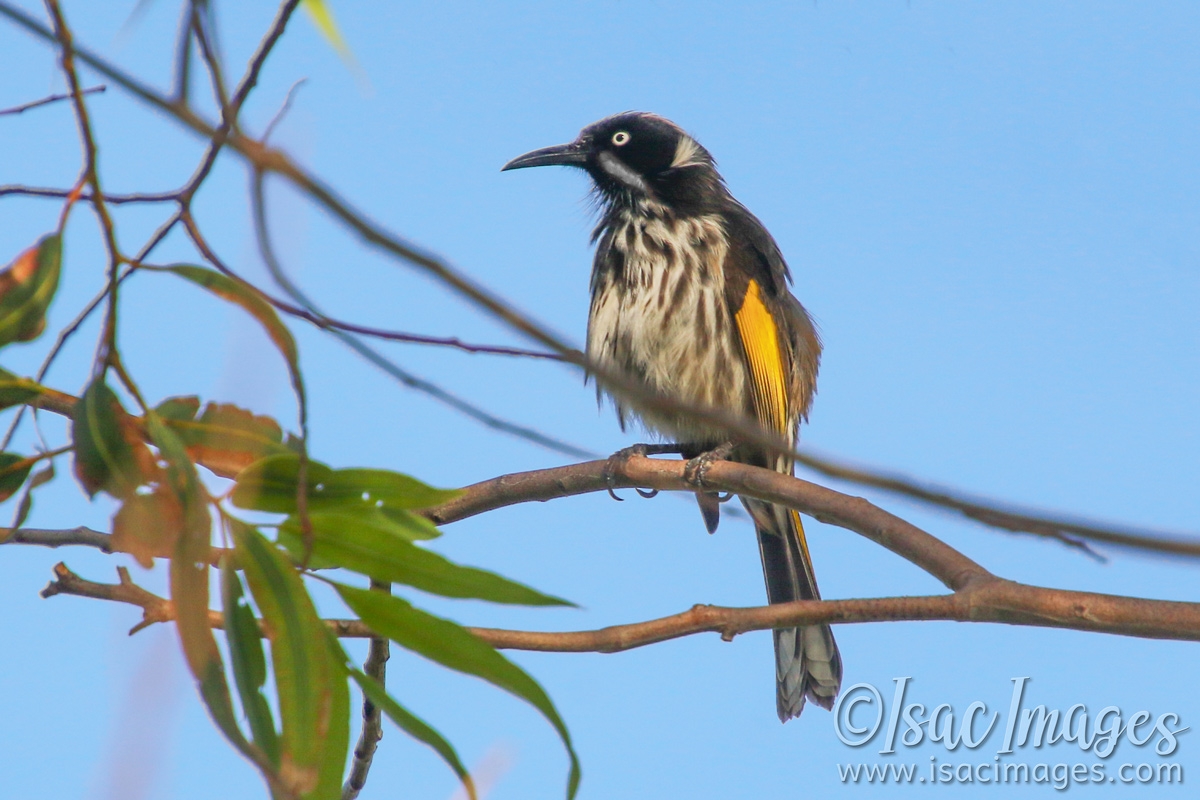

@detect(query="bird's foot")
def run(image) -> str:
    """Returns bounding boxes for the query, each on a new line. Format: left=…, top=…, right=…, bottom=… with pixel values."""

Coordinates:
left=603, top=443, right=682, bottom=501
left=683, top=441, right=737, bottom=489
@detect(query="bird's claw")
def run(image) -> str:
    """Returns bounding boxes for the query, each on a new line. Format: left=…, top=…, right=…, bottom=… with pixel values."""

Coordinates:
left=603, top=443, right=678, bottom=500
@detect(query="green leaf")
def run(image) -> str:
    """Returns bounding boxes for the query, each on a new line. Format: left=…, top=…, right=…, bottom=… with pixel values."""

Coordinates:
left=281, top=506, right=439, bottom=546
left=335, top=583, right=580, bottom=798
left=235, top=524, right=349, bottom=798
left=144, top=414, right=283, bottom=792
left=302, top=0, right=352, bottom=59
left=0, top=452, right=33, bottom=503
left=278, top=509, right=571, bottom=606
left=221, top=549, right=281, bottom=768
left=165, top=512, right=264, bottom=782
left=157, top=265, right=298, bottom=369
left=232, top=454, right=333, bottom=513
left=0, top=367, right=46, bottom=410
left=0, top=233, right=62, bottom=347
left=349, top=669, right=477, bottom=800
left=71, top=379, right=151, bottom=498
left=154, top=395, right=201, bottom=422
left=171, top=549, right=268, bottom=780
left=156, top=396, right=291, bottom=479
left=326, top=468, right=462, bottom=510
left=232, top=454, right=459, bottom=516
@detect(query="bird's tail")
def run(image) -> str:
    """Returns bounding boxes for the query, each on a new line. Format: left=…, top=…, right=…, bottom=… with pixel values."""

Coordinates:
left=743, top=497, right=842, bottom=721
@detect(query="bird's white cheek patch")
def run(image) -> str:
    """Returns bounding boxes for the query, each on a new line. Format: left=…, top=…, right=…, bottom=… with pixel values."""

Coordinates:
left=671, top=136, right=703, bottom=169
left=598, top=151, right=649, bottom=194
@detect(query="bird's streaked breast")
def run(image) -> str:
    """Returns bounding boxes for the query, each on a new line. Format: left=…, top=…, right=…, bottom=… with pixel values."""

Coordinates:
left=586, top=210, right=749, bottom=442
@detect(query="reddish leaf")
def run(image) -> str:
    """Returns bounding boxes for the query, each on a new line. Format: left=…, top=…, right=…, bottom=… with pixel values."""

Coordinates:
left=111, top=488, right=183, bottom=568
left=155, top=396, right=291, bottom=479
left=0, top=233, right=62, bottom=347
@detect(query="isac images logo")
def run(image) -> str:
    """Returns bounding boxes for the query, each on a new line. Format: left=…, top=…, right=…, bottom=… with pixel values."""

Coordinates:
left=834, top=678, right=1188, bottom=789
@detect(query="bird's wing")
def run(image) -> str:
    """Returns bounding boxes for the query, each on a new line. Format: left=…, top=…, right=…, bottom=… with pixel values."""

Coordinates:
left=722, top=204, right=797, bottom=441
left=731, top=275, right=791, bottom=438
left=723, top=202, right=821, bottom=426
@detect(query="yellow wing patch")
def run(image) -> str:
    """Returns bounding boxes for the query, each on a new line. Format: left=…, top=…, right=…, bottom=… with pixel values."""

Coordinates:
left=734, top=279, right=789, bottom=436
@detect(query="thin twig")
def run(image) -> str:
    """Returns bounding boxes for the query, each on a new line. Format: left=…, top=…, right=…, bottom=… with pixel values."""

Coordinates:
left=188, top=1, right=231, bottom=123
left=171, top=1, right=193, bottom=104
left=138, top=258, right=562, bottom=360
left=45, top=0, right=123, bottom=372
left=0, top=185, right=180, bottom=204
left=342, top=580, right=391, bottom=800
left=243, top=179, right=593, bottom=457
left=262, top=77, right=306, bottom=143
left=0, top=84, right=104, bottom=116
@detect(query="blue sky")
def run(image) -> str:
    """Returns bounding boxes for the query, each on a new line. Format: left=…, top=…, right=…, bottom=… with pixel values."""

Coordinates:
left=1, top=2, right=1198, bottom=798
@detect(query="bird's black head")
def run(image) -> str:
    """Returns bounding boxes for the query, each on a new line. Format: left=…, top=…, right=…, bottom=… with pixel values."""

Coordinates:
left=502, top=112, right=725, bottom=214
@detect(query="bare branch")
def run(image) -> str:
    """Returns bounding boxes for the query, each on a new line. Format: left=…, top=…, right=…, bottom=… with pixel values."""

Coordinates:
left=793, top=447, right=1200, bottom=558
left=36, top=458, right=1200, bottom=653
left=431, top=456, right=988, bottom=589
left=0, top=85, right=104, bottom=116
left=343, top=581, right=391, bottom=800
left=3, top=526, right=110, bottom=551
left=8, top=373, right=1199, bottom=561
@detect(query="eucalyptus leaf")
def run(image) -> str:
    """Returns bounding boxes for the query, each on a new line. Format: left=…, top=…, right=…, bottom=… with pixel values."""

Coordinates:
left=335, top=583, right=580, bottom=798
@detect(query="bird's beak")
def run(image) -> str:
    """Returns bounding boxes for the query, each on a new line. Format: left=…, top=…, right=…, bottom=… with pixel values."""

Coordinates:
left=501, top=140, right=588, bottom=171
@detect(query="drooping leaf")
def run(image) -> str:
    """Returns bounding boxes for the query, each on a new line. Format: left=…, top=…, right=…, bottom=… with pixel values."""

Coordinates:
left=154, top=265, right=310, bottom=533
left=156, top=396, right=291, bottom=479
left=0, top=367, right=46, bottom=410
left=148, top=413, right=279, bottom=791
left=348, top=669, right=476, bottom=800
left=156, top=265, right=303, bottom=405
left=0, top=233, right=62, bottom=347
left=232, top=453, right=459, bottom=515
left=71, top=379, right=154, bottom=498
left=143, top=412, right=208, bottom=558
left=0, top=452, right=33, bottom=503
left=335, top=583, right=580, bottom=799
left=277, top=509, right=571, bottom=606
left=221, top=549, right=281, bottom=767
left=235, top=523, right=349, bottom=798
left=110, top=487, right=182, bottom=568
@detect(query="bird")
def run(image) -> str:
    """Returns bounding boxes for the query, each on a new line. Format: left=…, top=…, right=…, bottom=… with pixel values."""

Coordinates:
left=502, top=112, right=841, bottom=721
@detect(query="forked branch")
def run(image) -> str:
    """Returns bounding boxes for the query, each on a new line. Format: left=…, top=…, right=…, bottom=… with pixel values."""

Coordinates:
left=37, top=457, right=1200, bottom=649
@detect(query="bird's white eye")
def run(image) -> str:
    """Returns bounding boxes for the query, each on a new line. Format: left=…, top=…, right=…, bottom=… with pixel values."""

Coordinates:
left=612, top=131, right=630, bottom=146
